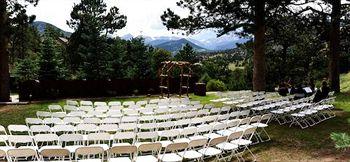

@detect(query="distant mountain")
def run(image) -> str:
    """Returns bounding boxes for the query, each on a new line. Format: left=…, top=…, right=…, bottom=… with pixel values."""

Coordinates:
left=32, top=21, right=72, bottom=37
left=154, top=38, right=208, bottom=53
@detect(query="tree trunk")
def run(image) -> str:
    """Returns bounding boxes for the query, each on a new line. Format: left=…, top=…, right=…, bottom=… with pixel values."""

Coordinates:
left=0, top=0, right=10, bottom=102
left=329, top=0, right=341, bottom=93
left=253, top=0, right=266, bottom=91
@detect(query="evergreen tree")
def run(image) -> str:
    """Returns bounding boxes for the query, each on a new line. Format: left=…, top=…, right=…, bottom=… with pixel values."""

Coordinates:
left=38, top=28, right=59, bottom=80
left=0, top=0, right=39, bottom=101
left=161, top=0, right=307, bottom=91
left=174, top=43, right=197, bottom=63
left=67, top=0, right=126, bottom=79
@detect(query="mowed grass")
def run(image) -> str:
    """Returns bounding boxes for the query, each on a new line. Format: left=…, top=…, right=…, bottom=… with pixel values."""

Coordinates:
left=1, top=78, right=350, bottom=161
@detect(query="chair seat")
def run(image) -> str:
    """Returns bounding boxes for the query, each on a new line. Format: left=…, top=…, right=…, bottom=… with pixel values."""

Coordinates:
left=159, top=140, right=173, bottom=148
left=109, top=157, right=132, bottom=162
left=178, top=150, right=203, bottom=159
left=0, top=146, right=15, bottom=152
left=188, top=136, right=207, bottom=141
left=216, top=142, right=238, bottom=151
left=158, top=153, right=183, bottom=162
left=65, top=145, right=84, bottom=153
left=203, top=133, right=222, bottom=139
left=38, top=145, right=62, bottom=152
left=135, top=155, right=158, bottom=162
left=217, top=129, right=232, bottom=136
left=134, top=142, right=151, bottom=147
left=89, top=144, right=109, bottom=151
left=0, top=135, right=8, bottom=141
left=239, top=124, right=254, bottom=129
left=251, top=123, right=268, bottom=128
left=173, top=138, right=190, bottom=143
left=198, top=147, right=222, bottom=156
left=231, top=139, right=252, bottom=146
left=78, top=159, right=102, bottom=162
left=112, top=143, right=131, bottom=147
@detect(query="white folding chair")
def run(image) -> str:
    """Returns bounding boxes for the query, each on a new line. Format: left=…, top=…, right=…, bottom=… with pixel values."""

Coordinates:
left=43, top=118, right=64, bottom=126
left=251, top=114, right=272, bottom=142
left=112, top=132, right=136, bottom=146
left=118, top=123, right=137, bottom=132
left=198, top=136, right=227, bottom=161
left=63, top=117, right=82, bottom=125
left=94, top=101, right=107, bottom=107
left=135, top=132, right=158, bottom=147
left=48, top=105, right=63, bottom=112
left=64, top=105, right=79, bottom=112
left=158, top=130, right=179, bottom=148
left=66, top=100, right=79, bottom=107
left=135, top=142, right=162, bottom=162
left=101, top=118, right=120, bottom=125
left=158, top=142, right=188, bottom=162
left=231, top=127, right=257, bottom=161
left=33, top=134, right=61, bottom=151
left=80, top=101, right=93, bottom=107
left=178, top=138, right=207, bottom=161
left=86, top=133, right=111, bottom=151
left=59, top=134, right=84, bottom=153
left=8, top=135, right=36, bottom=149
left=36, top=111, right=51, bottom=119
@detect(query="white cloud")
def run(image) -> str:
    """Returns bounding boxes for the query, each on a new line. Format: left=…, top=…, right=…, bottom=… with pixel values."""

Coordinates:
left=26, top=0, right=188, bottom=37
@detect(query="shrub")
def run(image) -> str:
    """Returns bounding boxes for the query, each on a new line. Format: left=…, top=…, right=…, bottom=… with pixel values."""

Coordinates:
left=206, top=79, right=227, bottom=91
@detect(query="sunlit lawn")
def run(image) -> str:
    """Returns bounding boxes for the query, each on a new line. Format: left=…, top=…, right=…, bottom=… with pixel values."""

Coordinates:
left=0, top=91, right=350, bottom=161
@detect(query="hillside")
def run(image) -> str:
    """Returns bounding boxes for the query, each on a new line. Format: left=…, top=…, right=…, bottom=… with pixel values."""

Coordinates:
left=32, top=21, right=72, bottom=37
left=154, top=38, right=208, bottom=53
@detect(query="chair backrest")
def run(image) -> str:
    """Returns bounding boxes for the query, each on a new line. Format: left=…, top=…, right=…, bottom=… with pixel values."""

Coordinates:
left=43, top=118, right=63, bottom=125
left=59, top=134, right=84, bottom=146
left=113, top=132, right=136, bottom=144
left=226, top=120, right=240, bottom=128
left=30, top=125, right=51, bottom=134
left=48, top=105, right=63, bottom=112
left=80, top=100, right=93, bottom=106
left=66, top=100, right=79, bottom=106
left=208, top=136, right=227, bottom=146
left=34, top=134, right=59, bottom=147
left=8, top=125, right=30, bottom=135
left=118, top=123, right=137, bottom=132
left=188, top=138, right=207, bottom=148
left=64, top=105, right=79, bottom=112
left=239, top=117, right=250, bottom=125
left=261, top=114, right=272, bottom=124
left=25, top=118, right=43, bottom=126
left=87, top=133, right=111, bottom=145
left=164, top=142, right=188, bottom=152
left=40, top=148, right=71, bottom=160
left=249, top=115, right=261, bottom=124
left=108, top=145, right=137, bottom=155
left=0, top=149, right=5, bottom=159
left=94, top=101, right=107, bottom=107
left=121, top=116, right=138, bottom=123
left=137, top=132, right=158, bottom=142
left=180, top=127, right=197, bottom=137
left=108, top=101, right=122, bottom=107
left=51, top=112, right=67, bottom=118
left=137, top=142, right=162, bottom=153
left=83, top=118, right=101, bottom=125
left=7, top=148, right=39, bottom=161
left=242, top=127, right=257, bottom=141
left=52, top=124, right=75, bottom=134
left=36, top=111, right=51, bottom=118
left=63, top=117, right=81, bottom=125
left=8, top=135, right=34, bottom=147
left=99, top=124, right=119, bottom=133
left=228, top=131, right=243, bottom=141
left=76, top=124, right=98, bottom=134
left=159, top=130, right=179, bottom=139
left=75, top=146, right=104, bottom=161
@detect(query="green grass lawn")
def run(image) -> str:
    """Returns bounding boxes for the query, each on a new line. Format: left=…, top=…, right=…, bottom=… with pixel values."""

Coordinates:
left=1, top=78, right=350, bottom=161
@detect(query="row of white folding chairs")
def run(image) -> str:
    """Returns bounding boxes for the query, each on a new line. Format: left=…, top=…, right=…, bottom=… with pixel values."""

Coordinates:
left=53, top=103, right=205, bottom=115
left=0, top=126, right=258, bottom=162
left=289, top=98, right=336, bottom=129
left=65, top=98, right=196, bottom=108
left=39, top=105, right=233, bottom=121
left=30, top=109, right=251, bottom=127
left=3, top=113, right=269, bottom=141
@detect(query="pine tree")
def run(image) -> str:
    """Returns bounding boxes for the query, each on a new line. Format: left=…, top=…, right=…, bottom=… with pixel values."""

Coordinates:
left=174, top=43, right=197, bottom=63
left=38, top=30, right=59, bottom=80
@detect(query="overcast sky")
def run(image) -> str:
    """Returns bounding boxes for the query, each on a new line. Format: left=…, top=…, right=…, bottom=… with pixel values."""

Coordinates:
left=27, top=0, right=189, bottom=37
